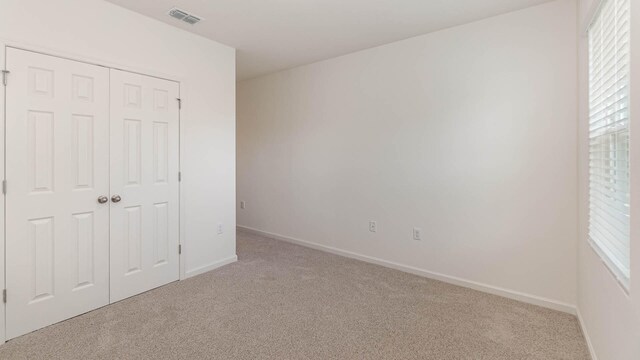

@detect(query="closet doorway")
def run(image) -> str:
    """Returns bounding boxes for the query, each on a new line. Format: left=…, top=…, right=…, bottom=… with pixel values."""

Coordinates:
left=4, top=48, right=181, bottom=339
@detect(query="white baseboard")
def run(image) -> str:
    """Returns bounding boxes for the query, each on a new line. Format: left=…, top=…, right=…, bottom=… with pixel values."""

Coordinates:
left=237, top=225, right=577, bottom=315
left=576, top=308, right=598, bottom=360
left=185, top=255, right=238, bottom=278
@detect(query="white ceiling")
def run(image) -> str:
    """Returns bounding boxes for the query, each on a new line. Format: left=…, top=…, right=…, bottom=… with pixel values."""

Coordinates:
left=105, top=0, right=553, bottom=80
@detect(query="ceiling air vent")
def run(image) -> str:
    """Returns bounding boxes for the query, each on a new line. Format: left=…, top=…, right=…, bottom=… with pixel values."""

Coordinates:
left=168, top=7, right=202, bottom=25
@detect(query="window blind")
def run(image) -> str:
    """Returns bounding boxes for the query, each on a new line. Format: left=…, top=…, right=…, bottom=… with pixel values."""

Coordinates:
left=588, top=0, right=631, bottom=283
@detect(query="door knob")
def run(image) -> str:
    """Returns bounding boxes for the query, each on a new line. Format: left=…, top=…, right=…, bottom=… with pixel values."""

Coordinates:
left=111, top=195, right=122, bottom=203
left=97, top=196, right=108, bottom=204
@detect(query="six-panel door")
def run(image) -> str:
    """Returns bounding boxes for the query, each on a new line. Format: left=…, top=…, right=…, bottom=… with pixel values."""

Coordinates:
left=109, top=69, right=180, bottom=303
left=5, top=48, right=111, bottom=339
left=5, top=48, right=181, bottom=338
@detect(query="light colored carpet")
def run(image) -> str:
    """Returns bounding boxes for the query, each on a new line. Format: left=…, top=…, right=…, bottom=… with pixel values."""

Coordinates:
left=0, top=230, right=589, bottom=360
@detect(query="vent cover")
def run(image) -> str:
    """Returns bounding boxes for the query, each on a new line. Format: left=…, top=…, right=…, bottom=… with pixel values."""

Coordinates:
left=183, top=15, right=201, bottom=25
left=168, top=7, right=202, bottom=25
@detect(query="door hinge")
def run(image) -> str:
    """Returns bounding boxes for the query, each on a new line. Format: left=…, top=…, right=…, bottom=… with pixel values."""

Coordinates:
left=176, top=98, right=182, bottom=109
left=1, top=70, right=9, bottom=86
left=178, top=172, right=182, bottom=182
left=3, top=289, right=6, bottom=304
left=2, top=180, right=6, bottom=195
left=178, top=244, right=182, bottom=255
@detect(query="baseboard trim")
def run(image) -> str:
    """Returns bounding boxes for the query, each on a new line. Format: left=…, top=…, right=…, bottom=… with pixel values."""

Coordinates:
left=237, top=225, right=577, bottom=315
left=185, top=255, right=238, bottom=278
left=576, top=307, right=598, bottom=360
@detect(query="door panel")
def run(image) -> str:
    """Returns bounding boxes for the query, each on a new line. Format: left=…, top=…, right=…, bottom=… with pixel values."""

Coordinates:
left=5, top=48, right=110, bottom=339
left=109, top=69, right=180, bottom=303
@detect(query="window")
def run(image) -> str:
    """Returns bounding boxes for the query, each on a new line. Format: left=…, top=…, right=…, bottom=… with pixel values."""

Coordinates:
left=588, top=0, right=631, bottom=286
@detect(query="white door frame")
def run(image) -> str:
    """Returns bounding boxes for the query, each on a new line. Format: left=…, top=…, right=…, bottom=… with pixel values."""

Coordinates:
left=0, top=40, right=190, bottom=343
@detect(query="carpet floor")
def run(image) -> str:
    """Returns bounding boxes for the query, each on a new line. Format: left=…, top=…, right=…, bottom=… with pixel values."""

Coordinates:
left=0, top=230, right=590, bottom=359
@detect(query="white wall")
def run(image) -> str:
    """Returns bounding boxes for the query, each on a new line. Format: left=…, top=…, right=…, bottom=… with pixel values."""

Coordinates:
left=577, top=0, right=640, bottom=359
left=238, top=0, right=578, bottom=310
left=0, top=0, right=237, bottom=280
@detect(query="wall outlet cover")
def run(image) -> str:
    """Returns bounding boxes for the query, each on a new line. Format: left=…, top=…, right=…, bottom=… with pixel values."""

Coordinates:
left=413, top=227, right=422, bottom=241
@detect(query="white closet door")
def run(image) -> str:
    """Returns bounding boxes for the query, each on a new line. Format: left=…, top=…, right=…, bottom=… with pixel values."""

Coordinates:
left=109, top=69, right=180, bottom=303
left=5, top=48, right=110, bottom=339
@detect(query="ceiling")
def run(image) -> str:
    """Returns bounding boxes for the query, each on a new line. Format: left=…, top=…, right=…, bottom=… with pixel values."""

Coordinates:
left=105, top=0, right=553, bottom=81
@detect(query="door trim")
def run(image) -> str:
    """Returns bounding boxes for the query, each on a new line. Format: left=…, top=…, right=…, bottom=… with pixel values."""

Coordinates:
left=0, top=40, right=189, bottom=343
left=1, top=42, right=7, bottom=345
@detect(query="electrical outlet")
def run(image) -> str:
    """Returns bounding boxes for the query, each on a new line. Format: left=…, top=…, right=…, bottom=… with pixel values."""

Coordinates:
left=413, top=227, right=422, bottom=241
left=240, top=201, right=245, bottom=209
left=217, top=223, right=223, bottom=235
left=369, top=221, right=377, bottom=233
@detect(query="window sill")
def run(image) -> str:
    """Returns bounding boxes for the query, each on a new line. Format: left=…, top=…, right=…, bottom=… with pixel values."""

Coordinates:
left=587, top=238, right=631, bottom=295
